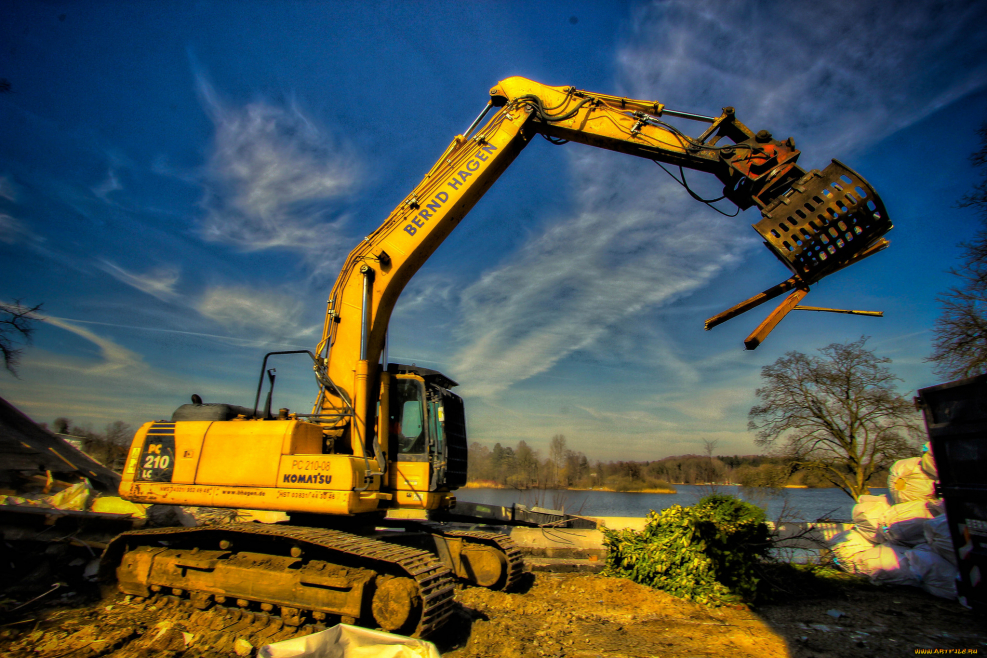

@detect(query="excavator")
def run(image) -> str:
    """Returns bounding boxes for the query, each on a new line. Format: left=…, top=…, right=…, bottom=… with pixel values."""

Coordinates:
left=100, top=77, right=892, bottom=637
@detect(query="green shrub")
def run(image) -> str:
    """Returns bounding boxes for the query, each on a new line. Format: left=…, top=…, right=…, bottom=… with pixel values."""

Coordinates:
left=602, top=494, right=770, bottom=606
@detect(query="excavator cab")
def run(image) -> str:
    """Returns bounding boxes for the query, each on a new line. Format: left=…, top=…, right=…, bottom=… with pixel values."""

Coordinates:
left=385, top=364, right=467, bottom=506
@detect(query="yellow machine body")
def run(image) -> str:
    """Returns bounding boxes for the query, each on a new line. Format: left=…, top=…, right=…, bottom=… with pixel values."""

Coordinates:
left=119, top=414, right=448, bottom=515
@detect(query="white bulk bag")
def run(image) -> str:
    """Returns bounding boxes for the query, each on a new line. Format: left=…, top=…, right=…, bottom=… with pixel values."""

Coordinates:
left=880, top=499, right=942, bottom=546
left=259, top=624, right=440, bottom=658
left=923, top=514, right=956, bottom=566
left=888, top=457, right=936, bottom=504
left=906, top=543, right=958, bottom=600
left=852, top=494, right=891, bottom=543
left=856, top=544, right=915, bottom=585
left=828, top=528, right=877, bottom=570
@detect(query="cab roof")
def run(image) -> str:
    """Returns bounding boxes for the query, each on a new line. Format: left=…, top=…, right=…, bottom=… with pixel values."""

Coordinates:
left=387, top=362, right=458, bottom=389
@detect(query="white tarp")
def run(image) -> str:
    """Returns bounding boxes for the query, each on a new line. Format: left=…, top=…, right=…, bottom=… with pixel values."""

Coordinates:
left=258, top=624, right=440, bottom=658
left=888, top=457, right=936, bottom=504
left=906, top=543, right=958, bottom=600
left=880, top=499, right=943, bottom=546
left=923, top=514, right=956, bottom=566
left=852, top=494, right=890, bottom=543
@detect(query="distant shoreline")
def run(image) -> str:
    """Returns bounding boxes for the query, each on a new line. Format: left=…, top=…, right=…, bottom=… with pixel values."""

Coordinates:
left=569, top=486, right=676, bottom=494
left=461, top=482, right=676, bottom=494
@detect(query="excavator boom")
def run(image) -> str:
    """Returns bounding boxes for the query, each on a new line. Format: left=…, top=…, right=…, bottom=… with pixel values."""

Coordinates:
left=314, top=76, right=891, bottom=455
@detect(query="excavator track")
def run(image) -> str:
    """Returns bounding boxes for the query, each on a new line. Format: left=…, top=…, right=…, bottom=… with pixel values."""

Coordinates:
left=430, top=528, right=525, bottom=591
left=100, top=524, right=456, bottom=637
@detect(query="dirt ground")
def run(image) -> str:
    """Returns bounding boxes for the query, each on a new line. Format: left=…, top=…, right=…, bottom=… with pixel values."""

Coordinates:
left=1, top=571, right=985, bottom=658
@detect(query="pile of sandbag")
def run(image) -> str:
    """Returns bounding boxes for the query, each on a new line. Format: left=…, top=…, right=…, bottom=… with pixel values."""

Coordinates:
left=827, top=444, right=959, bottom=599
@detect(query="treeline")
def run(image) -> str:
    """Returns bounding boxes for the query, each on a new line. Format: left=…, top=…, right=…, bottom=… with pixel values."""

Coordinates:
left=467, top=435, right=675, bottom=491
left=468, top=437, right=887, bottom=490
left=40, top=417, right=134, bottom=473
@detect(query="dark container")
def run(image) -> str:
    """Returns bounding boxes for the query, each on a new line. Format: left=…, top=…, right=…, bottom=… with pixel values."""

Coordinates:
left=916, top=374, right=987, bottom=609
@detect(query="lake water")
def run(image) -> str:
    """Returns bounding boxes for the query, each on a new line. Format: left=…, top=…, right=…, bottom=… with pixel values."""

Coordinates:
left=457, top=485, right=882, bottom=523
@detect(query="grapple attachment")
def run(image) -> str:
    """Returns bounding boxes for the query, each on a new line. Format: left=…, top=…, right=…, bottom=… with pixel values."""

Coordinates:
left=706, top=160, right=892, bottom=349
left=754, top=160, right=891, bottom=285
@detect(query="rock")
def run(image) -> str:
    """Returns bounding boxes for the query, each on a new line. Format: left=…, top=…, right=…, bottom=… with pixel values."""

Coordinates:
left=234, top=637, right=254, bottom=656
left=83, top=559, right=100, bottom=579
left=149, top=627, right=189, bottom=651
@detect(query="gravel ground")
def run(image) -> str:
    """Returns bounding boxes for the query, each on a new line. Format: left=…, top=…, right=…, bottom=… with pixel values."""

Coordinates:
left=2, top=570, right=985, bottom=657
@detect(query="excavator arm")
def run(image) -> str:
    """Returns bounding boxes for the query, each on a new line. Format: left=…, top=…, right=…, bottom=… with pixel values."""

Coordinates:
left=311, top=76, right=892, bottom=458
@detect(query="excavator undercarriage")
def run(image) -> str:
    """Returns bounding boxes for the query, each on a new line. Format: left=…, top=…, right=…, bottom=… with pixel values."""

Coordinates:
left=101, top=523, right=523, bottom=637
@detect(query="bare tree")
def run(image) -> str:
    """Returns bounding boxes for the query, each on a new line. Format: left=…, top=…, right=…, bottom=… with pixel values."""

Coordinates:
left=514, top=441, right=539, bottom=488
left=702, top=438, right=719, bottom=485
left=930, top=121, right=987, bottom=378
left=748, top=337, right=921, bottom=500
left=104, top=420, right=134, bottom=446
left=1, top=300, right=43, bottom=376
left=549, top=434, right=567, bottom=487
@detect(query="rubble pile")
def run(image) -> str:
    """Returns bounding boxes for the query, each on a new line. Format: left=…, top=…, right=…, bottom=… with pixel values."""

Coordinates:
left=827, top=444, right=959, bottom=599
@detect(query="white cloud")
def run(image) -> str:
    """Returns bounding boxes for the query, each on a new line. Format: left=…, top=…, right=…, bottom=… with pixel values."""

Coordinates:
left=197, top=285, right=317, bottom=341
left=37, top=314, right=147, bottom=378
left=196, top=75, right=358, bottom=277
left=392, top=274, right=459, bottom=319
left=0, top=213, right=31, bottom=244
left=98, top=260, right=181, bottom=302
left=1, top=313, right=252, bottom=429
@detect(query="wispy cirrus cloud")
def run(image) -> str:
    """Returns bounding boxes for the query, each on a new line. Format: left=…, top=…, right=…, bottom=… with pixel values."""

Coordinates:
left=0, top=213, right=32, bottom=244
left=97, top=260, right=181, bottom=302
left=452, top=182, right=747, bottom=397
left=91, top=168, right=123, bottom=202
left=196, top=285, right=317, bottom=342
left=0, top=176, right=38, bottom=246
left=449, top=0, right=987, bottom=400
left=196, top=74, right=359, bottom=278
left=39, top=314, right=147, bottom=377
left=0, top=176, right=17, bottom=203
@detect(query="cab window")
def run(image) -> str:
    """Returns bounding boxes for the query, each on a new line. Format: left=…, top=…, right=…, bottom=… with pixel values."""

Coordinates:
left=390, top=378, right=425, bottom=454
left=429, top=401, right=444, bottom=456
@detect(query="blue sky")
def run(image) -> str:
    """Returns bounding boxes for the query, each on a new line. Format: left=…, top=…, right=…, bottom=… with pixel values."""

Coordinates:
left=2, top=1, right=987, bottom=461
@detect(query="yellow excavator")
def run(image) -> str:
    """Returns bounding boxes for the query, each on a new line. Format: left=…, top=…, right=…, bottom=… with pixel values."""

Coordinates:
left=100, top=77, right=892, bottom=636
